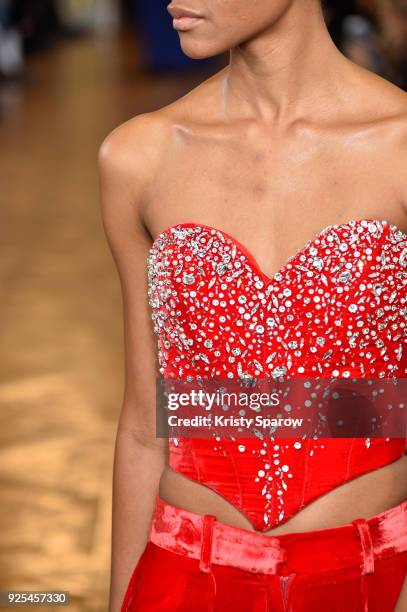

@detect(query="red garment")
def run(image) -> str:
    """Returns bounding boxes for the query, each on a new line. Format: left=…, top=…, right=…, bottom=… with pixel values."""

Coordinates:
left=121, top=497, right=407, bottom=612
left=147, top=219, right=407, bottom=530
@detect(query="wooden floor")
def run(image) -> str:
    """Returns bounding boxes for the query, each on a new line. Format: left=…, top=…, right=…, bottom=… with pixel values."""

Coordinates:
left=0, top=29, right=214, bottom=611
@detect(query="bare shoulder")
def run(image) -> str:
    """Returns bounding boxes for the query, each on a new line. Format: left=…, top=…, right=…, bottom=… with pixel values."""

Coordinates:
left=97, top=70, right=222, bottom=201
left=363, top=72, right=407, bottom=212
left=96, top=112, right=171, bottom=253
left=98, top=68, right=222, bottom=161
left=372, top=74, right=407, bottom=141
left=98, top=109, right=173, bottom=196
left=349, top=64, right=407, bottom=176
left=349, top=64, right=407, bottom=135
left=365, top=75, right=407, bottom=189
left=97, top=108, right=182, bottom=234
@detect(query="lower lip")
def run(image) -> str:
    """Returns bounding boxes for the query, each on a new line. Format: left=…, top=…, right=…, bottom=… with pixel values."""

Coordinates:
left=172, top=16, right=203, bottom=31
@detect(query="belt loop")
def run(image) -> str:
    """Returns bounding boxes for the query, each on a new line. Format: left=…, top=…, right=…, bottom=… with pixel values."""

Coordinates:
left=352, top=518, right=375, bottom=575
left=200, top=515, right=216, bottom=573
left=352, top=518, right=375, bottom=612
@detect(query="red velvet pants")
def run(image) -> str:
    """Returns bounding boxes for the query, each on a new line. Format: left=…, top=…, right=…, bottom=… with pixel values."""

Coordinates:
left=121, top=497, right=407, bottom=611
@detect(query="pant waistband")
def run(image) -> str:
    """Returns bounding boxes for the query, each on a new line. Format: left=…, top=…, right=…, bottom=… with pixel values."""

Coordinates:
left=149, top=496, right=407, bottom=576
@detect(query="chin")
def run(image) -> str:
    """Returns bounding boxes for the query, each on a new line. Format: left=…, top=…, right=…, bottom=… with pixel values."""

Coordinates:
left=179, top=38, right=226, bottom=60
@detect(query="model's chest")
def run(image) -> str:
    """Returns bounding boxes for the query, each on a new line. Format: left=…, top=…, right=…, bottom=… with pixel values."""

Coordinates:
left=147, top=221, right=407, bottom=380
left=148, top=129, right=396, bottom=226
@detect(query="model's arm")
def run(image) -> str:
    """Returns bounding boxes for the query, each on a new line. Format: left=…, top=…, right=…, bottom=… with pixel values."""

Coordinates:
left=97, top=116, right=166, bottom=612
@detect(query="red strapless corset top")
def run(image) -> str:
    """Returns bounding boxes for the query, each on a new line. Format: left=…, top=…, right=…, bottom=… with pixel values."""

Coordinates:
left=147, top=219, right=407, bottom=531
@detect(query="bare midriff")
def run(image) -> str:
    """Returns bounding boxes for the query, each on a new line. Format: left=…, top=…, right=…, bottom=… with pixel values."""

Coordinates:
left=159, top=453, right=407, bottom=535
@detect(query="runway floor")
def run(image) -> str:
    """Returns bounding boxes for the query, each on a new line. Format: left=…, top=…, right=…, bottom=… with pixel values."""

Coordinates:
left=0, top=28, right=213, bottom=611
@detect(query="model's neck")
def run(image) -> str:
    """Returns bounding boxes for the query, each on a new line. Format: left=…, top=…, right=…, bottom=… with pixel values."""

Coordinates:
left=224, top=1, right=349, bottom=123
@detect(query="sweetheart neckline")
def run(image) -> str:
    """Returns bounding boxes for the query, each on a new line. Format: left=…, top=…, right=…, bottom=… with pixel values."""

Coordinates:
left=151, top=218, right=407, bottom=285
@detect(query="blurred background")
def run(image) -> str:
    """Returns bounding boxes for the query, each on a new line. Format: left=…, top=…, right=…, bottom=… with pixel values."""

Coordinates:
left=0, top=1, right=406, bottom=611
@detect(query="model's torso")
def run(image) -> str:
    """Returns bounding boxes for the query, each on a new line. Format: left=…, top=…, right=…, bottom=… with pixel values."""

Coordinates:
left=140, top=65, right=407, bottom=534
left=160, top=457, right=407, bottom=535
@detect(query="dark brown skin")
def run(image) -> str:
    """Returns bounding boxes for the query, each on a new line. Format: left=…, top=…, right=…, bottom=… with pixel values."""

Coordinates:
left=98, top=1, right=407, bottom=609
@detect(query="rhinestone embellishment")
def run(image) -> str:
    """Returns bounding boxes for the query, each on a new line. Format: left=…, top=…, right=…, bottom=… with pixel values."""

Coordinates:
left=147, top=219, right=407, bottom=529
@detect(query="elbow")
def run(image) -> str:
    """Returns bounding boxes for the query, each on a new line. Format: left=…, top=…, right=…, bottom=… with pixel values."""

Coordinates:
left=116, top=422, right=166, bottom=453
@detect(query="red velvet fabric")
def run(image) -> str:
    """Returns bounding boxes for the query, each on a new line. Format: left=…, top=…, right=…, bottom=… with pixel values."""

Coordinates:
left=121, top=497, right=407, bottom=611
